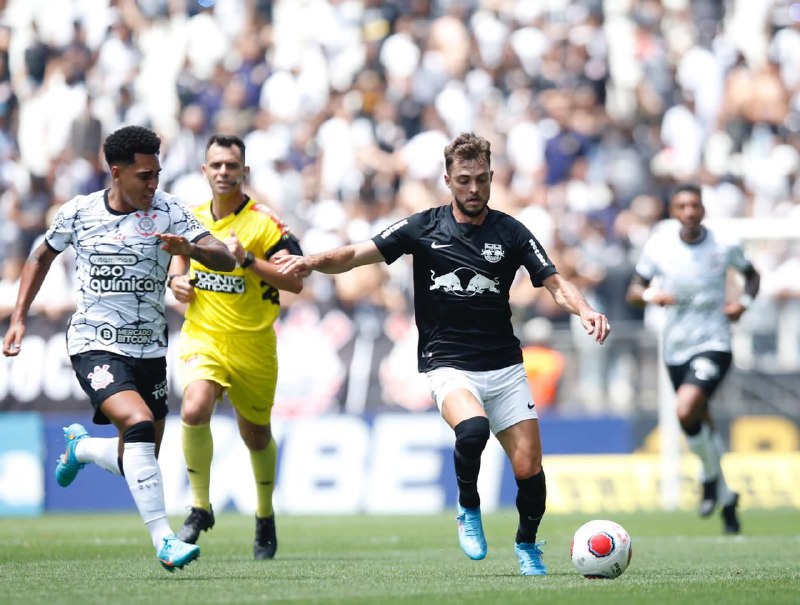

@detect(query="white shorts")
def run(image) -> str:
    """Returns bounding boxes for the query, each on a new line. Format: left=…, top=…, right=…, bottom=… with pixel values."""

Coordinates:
left=426, top=363, right=538, bottom=434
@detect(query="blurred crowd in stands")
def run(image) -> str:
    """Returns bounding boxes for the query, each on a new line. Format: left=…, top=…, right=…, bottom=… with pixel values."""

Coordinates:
left=1, top=0, right=800, bottom=412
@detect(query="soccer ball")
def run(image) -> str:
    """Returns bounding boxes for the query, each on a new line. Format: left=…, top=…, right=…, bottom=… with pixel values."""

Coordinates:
left=570, top=519, right=632, bottom=579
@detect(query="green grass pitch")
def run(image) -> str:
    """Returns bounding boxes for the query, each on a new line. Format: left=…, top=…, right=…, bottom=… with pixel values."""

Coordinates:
left=1, top=510, right=799, bottom=605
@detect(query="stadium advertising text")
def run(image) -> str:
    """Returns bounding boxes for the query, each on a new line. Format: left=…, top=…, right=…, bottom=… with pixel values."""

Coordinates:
left=1, top=413, right=799, bottom=516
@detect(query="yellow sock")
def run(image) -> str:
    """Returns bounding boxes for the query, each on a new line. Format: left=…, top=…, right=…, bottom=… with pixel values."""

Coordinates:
left=181, top=422, right=213, bottom=511
left=250, top=437, right=277, bottom=518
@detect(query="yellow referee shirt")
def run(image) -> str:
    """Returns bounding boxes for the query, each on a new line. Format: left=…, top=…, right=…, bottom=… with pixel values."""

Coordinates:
left=184, top=197, right=287, bottom=334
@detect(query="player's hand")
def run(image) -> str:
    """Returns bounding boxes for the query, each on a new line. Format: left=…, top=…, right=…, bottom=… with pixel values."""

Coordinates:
left=156, top=233, right=193, bottom=256
left=582, top=311, right=611, bottom=344
left=2, top=323, right=25, bottom=357
left=723, top=302, right=747, bottom=322
left=645, top=289, right=677, bottom=306
left=274, top=254, right=313, bottom=278
left=225, top=229, right=246, bottom=265
left=169, top=275, right=197, bottom=304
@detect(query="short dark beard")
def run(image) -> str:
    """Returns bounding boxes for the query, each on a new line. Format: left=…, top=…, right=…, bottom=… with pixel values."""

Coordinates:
left=454, top=194, right=487, bottom=218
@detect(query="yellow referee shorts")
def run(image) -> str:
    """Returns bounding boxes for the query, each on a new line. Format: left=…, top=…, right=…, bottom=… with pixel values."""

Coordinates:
left=178, top=321, right=278, bottom=425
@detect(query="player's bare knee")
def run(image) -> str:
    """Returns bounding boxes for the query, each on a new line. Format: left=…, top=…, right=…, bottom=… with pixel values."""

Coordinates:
left=241, top=426, right=271, bottom=451
left=243, top=434, right=270, bottom=451
left=677, top=405, right=702, bottom=429
left=115, top=410, right=155, bottom=433
left=181, top=403, right=212, bottom=425
left=181, top=393, right=214, bottom=425
left=181, top=381, right=218, bottom=423
left=512, top=458, right=543, bottom=480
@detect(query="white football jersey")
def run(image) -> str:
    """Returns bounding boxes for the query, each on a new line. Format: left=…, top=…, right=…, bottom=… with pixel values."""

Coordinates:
left=635, top=220, right=753, bottom=365
left=45, top=189, right=208, bottom=357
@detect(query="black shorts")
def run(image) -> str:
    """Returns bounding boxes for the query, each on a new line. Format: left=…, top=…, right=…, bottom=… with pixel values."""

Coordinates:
left=666, top=351, right=732, bottom=398
left=70, top=351, right=169, bottom=425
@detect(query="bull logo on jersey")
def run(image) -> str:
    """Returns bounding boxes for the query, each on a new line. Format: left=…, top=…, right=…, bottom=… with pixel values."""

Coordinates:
left=430, top=270, right=463, bottom=292
left=481, top=243, right=504, bottom=263
left=430, top=268, right=500, bottom=296
left=88, top=364, right=115, bottom=391
left=134, top=211, right=157, bottom=236
left=466, top=273, right=500, bottom=293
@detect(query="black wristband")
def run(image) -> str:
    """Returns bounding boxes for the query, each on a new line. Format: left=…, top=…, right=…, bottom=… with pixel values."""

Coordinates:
left=241, top=251, right=255, bottom=268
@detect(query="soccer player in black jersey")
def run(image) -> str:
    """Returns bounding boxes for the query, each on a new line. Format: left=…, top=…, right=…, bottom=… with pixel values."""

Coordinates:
left=276, top=132, right=610, bottom=576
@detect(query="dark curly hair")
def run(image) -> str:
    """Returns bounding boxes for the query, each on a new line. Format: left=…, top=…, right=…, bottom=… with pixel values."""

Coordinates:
left=103, top=125, right=161, bottom=166
left=671, top=182, right=702, bottom=200
left=444, top=132, right=491, bottom=175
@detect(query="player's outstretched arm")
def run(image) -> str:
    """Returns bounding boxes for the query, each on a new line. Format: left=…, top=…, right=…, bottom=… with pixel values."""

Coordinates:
left=275, top=240, right=385, bottom=277
left=3, top=242, right=58, bottom=356
left=542, top=273, right=610, bottom=344
left=251, top=249, right=304, bottom=293
left=226, top=229, right=304, bottom=294
left=626, top=272, right=676, bottom=307
left=157, top=233, right=236, bottom=272
left=724, top=265, right=760, bottom=321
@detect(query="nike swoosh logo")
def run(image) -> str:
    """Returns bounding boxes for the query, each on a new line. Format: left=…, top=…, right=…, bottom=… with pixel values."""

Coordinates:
left=431, top=242, right=452, bottom=249
left=527, top=402, right=535, bottom=409
left=138, top=472, right=158, bottom=483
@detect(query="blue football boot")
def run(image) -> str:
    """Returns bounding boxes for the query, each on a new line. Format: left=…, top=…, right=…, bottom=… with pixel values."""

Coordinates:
left=515, top=540, right=547, bottom=576
left=157, top=534, right=200, bottom=572
left=55, top=423, right=89, bottom=487
left=456, top=503, right=488, bottom=560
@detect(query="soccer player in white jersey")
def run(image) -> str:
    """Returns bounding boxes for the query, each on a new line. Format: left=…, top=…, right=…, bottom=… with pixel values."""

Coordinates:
left=2, top=125, right=236, bottom=571
left=276, top=132, right=610, bottom=576
left=627, top=184, right=760, bottom=534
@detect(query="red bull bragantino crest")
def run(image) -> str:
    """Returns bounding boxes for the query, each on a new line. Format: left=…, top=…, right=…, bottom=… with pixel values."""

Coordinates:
left=481, top=243, right=504, bottom=263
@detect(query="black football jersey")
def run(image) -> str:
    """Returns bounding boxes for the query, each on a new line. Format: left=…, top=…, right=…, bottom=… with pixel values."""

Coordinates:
left=372, top=204, right=558, bottom=372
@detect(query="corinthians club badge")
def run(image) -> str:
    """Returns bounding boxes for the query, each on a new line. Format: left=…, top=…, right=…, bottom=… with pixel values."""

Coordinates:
left=134, top=211, right=157, bottom=236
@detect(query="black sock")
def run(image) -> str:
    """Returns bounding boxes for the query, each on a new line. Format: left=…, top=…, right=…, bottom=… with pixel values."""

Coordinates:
left=683, top=420, right=702, bottom=436
left=515, top=470, right=546, bottom=544
left=453, top=417, right=490, bottom=509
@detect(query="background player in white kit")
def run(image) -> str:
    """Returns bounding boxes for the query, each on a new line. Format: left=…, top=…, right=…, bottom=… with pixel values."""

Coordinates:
left=2, top=125, right=236, bottom=571
left=627, top=183, right=760, bottom=534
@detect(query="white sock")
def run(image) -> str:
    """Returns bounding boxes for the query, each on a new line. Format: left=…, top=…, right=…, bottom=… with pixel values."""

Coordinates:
left=685, top=423, right=721, bottom=483
left=711, top=431, right=736, bottom=505
left=75, top=437, right=122, bottom=475
left=122, top=441, right=174, bottom=550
